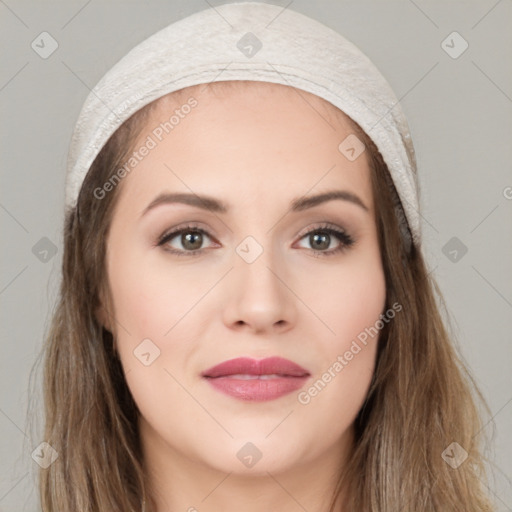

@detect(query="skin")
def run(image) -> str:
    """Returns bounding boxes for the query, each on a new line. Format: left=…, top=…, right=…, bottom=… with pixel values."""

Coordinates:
left=99, top=82, right=386, bottom=511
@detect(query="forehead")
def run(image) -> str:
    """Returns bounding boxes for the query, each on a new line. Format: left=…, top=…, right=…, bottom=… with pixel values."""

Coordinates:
left=115, top=81, right=373, bottom=217
left=158, top=80, right=356, bottom=131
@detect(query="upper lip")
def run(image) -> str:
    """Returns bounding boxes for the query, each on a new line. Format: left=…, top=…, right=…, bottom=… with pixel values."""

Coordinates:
left=201, top=357, right=310, bottom=378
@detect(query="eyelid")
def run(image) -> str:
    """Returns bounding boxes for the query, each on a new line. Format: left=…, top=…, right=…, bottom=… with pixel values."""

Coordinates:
left=156, top=221, right=355, bottom=257
left=156, top=222, right=218, bottom=252
left=293, top=222, right=355, bottom=256
left=294, top=221, right=346, bottom=240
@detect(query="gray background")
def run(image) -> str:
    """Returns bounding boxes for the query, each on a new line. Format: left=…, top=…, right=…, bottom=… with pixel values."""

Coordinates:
left=1, top=0, right=511, bottom=510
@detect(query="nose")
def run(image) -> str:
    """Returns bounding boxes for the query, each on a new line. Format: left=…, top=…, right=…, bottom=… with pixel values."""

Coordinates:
left=222, top=245, right=297, bottom=335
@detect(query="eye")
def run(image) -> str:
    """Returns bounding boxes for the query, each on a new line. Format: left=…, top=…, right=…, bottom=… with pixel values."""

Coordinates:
left=156, top=222, right=355, bottom=257
left=295, top=223, right=355, bottom=257
left=157, top=224, right=217, bottom=257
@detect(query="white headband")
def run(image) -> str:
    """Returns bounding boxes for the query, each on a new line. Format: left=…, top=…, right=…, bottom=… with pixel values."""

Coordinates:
left=65, top=1, right=421, bottom=249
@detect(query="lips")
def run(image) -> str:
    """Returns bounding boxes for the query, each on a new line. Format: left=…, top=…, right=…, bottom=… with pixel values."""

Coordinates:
left=201, top=356, right=310, bottom=378
left=201, top=357, right=310, bottom=401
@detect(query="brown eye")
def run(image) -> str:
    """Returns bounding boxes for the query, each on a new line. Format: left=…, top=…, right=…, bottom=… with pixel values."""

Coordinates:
left=178, top=230, right=204, bottom=251
left=157, top=222, right=355, bottom=258
left=309, top=232, right=331, bottom=251
left=157, top=225, right=215, bottom=256
left=296, top=224, right=355, bottom=257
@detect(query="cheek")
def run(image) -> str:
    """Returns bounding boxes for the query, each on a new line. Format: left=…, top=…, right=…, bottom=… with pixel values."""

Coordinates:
left=107, top=245, right=188, bottom=339
left=106, top=246, right=204, bottom=406
left=108, top=256, right=196, bottom=426
left=334, top=267, right=386, bottom=345
left=299, top=260, right=386, bottom=423
left=308, top=244, right=387, bottom=348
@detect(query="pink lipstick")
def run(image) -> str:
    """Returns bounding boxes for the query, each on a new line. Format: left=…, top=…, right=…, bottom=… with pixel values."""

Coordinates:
left=201, top=356, right=310, bottom=401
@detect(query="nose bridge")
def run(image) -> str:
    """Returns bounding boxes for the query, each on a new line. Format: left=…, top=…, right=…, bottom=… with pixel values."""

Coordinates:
left=235, top=231, right=284, bottom=298
left=223, top=229, right=295, bottom=332
left=231, top=202, right=280, bottom=275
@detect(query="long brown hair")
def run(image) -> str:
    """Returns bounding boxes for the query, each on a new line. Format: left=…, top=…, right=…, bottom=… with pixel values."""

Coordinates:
left=30, top=80, right=496, bottom=511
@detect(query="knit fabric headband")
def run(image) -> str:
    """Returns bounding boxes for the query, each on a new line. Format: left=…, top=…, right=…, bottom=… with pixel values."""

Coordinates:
left=65, top=1, right=421, bottom=250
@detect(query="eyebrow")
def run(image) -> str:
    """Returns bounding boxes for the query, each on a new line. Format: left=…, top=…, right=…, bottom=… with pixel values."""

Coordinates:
left=141, top=189, right=369, bottom=217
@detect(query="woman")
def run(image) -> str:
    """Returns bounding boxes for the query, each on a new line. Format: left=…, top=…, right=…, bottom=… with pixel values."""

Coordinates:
left=35, top=2, right=495, bottom=511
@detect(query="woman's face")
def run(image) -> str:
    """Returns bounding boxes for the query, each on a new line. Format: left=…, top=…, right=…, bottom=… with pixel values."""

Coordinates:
left=101, top=82, right=386, bottom=478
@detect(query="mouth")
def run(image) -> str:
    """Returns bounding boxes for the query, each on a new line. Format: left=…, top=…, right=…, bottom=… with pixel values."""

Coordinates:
left=201, top=356, right=310, bottom=401
left=215, top=373, right=293, bottom=380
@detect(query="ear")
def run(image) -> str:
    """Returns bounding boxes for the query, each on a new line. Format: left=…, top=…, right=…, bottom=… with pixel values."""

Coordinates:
left=95, top=304, right=112, bottom=332
left=95, top=287, right=113, bottom=333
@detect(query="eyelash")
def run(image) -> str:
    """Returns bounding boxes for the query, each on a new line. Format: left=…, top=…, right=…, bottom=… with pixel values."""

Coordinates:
left=156, top=222, right=355, bottom=258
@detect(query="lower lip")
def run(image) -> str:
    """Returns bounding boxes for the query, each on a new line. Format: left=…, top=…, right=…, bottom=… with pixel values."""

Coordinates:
left=203, top=375, right=309, bottom=401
